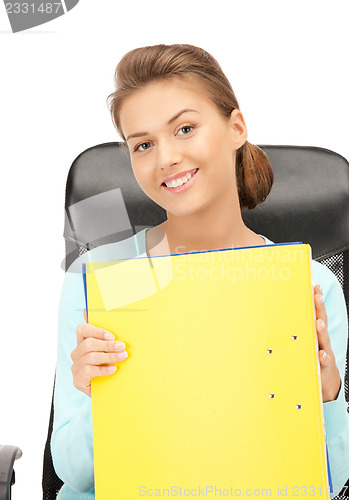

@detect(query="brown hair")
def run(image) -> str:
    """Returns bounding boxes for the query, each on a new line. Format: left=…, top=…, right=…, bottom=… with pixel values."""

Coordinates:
left=107, top=44, right=273, bottom=210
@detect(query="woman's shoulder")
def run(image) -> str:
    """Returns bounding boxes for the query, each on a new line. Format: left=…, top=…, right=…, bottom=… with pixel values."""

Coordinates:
left=311, top=258, right=345, bottom=305
left=259, top=233, right=344, bottom=298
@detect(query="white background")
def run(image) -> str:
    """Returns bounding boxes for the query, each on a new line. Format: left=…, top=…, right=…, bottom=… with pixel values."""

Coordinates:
left=1, top=0, right=348, bottom=498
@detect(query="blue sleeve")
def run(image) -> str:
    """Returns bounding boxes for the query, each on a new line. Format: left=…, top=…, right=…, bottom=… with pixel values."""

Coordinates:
left=50, top=238, right=140, bottom=495
left=51, top=265, right=95, bottom=493
left=313, top=261, right=349, bottom=497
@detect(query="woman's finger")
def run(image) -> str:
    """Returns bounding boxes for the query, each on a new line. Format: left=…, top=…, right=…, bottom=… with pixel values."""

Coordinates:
left=314, top=284, right=328, bottom=327
left=314, top=284, right=331, bottom=354
left=316, top=316, right=331, bottom=354
left=71, top=351, right=125, bottom=376
left=76, top=321, right=115, bottom=344
left=79, top=350, right=128, bottom=367
left=318, top=349, right=331, bottom=367
left=71, top=337, right=126, bottom=362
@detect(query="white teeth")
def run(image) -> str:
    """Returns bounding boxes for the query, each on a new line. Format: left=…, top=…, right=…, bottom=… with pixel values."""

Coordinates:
left=165, top=171, right=195, bottom=188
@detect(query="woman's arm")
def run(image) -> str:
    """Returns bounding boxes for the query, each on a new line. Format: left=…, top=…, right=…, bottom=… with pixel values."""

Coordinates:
left=51, top=267, right=95, bottom=493
left=314, top=282, right=341, bottom=402
left=313, top=261, right=349, bottom=498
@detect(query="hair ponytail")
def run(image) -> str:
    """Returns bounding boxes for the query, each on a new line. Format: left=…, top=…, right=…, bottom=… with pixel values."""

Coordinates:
left=235, top=141, right=274, bottom=210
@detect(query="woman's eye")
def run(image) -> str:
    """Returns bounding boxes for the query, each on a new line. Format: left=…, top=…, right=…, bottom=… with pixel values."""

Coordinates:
left=133, top=126, right=194, bottom=152
left=134, top=142, right=151, bottom=152
left=177, top=125, right=194, bottom=135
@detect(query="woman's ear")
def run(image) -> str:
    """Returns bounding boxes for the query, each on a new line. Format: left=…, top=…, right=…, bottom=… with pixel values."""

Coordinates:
left=229, top=108, right=248, bottom=150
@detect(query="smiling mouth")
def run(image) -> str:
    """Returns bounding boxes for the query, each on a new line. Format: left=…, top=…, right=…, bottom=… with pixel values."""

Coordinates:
left=161, top=168, right=199, bottom=189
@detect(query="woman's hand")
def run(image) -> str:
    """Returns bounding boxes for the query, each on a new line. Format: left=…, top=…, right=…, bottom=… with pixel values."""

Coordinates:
left=314, top=284, right=341, bottom=402
left=70, top=308, right=128, bottom=397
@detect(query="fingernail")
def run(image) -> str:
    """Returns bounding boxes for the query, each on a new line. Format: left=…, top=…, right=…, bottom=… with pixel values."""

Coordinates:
left=104, top=333, right=115, bottom=340
left=319, top=295, right=324, bottom=303
left=107, top=365, right=117, bottom=374
left=114, top=341, right=125, bottom=350
left=320, top=320, right=325, bottom=329
left=322, top=351, right=327, bottom=359
left=319, top=285, right=323, bottom=294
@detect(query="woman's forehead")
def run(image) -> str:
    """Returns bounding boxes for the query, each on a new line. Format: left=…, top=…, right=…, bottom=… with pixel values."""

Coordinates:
left=119, top=79, right=215, bottom=135
left=125, top=79, right=210, bottom=109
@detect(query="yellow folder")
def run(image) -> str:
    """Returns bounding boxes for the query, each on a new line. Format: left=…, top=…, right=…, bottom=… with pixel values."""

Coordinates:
left=84, top=242, right=330, bottom=499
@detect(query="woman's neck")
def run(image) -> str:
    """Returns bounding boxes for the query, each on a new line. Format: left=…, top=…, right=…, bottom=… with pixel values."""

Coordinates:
left=163, top=219, right=251, bottom=253
left=145, top=186, right=265, bottom=257
left=146, top=218, right=265, bottom=258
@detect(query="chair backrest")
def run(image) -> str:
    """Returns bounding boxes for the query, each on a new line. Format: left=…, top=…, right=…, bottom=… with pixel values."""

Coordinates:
left=43, top=143, right=349, bottom=499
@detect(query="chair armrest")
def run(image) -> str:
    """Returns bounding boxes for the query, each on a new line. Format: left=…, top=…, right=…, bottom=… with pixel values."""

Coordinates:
left=0, top=445, right=22, bottom=500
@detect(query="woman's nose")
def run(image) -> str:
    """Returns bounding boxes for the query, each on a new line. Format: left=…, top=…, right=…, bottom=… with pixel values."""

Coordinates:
left=157, top=139, right=183, bottom=169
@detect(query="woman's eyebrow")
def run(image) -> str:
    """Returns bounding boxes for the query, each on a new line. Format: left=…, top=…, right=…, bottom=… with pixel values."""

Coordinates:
left=126, top=109, right=199, bottom=141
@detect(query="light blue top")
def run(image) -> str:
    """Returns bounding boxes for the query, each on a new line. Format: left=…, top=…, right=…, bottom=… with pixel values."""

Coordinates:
left=51, top=229, right=349, bottom=499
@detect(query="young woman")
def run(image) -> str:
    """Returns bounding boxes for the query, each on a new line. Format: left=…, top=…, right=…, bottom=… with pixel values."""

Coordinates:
left=51, top=44, right=349, bottom=500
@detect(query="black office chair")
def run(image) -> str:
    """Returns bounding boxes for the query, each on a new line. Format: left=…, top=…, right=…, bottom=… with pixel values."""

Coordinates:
left=1, top=143, right=348, bottom=499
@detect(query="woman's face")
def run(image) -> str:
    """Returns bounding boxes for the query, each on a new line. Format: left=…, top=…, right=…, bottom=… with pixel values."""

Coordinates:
left=119, top=79, right=247, bottom=217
